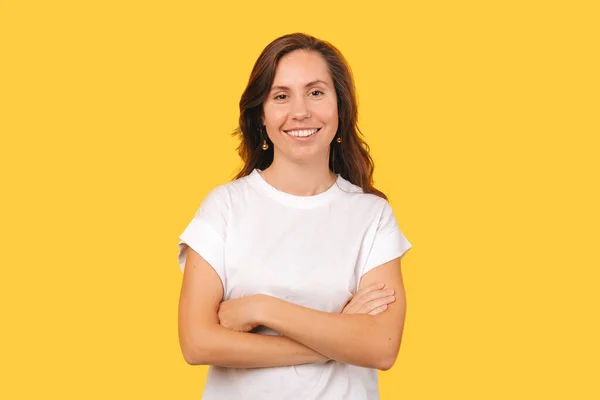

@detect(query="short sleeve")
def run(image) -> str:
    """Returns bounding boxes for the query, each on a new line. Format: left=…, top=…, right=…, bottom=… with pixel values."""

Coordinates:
left=361, top=200, right=412, bottom=277
left=177, top=186, right=228, bottom=287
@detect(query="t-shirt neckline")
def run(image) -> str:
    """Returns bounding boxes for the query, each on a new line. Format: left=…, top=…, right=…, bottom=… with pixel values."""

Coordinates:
left=249, top=168, right=343, bottom=208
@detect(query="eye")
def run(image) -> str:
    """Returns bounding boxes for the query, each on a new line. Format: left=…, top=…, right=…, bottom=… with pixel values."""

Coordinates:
left=274, top=94, right=287, bottom=100
left=310, top=90, right=324, bottom=97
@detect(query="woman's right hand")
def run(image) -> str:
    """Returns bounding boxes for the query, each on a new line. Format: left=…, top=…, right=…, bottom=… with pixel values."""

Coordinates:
left=342, top=283, right=396, bottom=316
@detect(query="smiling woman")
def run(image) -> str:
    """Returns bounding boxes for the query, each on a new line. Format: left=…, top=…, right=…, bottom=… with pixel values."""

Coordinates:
left=177, top=33, right=413, bottom=400
left=265, top=58, right=336, bottom=147
left=232, top=33, right=389, bottom=195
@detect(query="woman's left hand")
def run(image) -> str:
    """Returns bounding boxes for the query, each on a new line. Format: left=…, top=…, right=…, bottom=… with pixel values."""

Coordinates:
left=218, top=295, right=266, bottom=332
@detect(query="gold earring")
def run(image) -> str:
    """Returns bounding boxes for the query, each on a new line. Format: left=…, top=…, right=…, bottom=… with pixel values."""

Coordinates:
left=336, top=136, right=342, bottom=143
left=260, top=125, right=269, bottom=150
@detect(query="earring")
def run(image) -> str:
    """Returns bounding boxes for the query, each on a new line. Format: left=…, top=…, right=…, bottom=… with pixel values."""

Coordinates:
left=336, top=136, right=342, bottom=143
left=259, top=125, right=269, bottom=150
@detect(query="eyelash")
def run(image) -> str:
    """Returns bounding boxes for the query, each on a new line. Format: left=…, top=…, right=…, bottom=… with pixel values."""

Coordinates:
left=274, top=90, right=324, bottom=100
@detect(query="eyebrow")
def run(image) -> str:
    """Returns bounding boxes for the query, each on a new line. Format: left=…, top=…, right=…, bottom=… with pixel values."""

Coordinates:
left=270, top=80, right=329, bottom=92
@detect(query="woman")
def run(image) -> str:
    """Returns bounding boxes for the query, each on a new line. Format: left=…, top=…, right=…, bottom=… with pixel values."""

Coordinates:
left=177, top=32, right=412, bottom=399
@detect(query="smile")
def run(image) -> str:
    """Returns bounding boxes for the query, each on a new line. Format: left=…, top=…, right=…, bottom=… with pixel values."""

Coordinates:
left=283, top=128, right=322, bottom=138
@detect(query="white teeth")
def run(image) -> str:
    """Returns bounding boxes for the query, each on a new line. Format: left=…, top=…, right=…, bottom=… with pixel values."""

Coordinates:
left=284, top=128, right=319, bottom=137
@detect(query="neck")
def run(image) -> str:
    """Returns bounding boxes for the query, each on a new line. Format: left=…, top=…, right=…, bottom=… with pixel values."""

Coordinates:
left=260, top=158, right=337, bottom=196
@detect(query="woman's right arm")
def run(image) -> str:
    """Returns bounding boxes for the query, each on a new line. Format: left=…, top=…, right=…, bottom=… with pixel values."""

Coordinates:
left=178, top=247, right=328, bottom=368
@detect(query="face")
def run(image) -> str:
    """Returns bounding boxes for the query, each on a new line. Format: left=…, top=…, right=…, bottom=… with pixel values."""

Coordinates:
left=262, top=50, right=338, bottom=165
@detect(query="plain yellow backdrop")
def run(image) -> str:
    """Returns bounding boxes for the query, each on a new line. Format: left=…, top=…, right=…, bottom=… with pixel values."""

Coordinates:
left=1, top=0, right=598, bottom=399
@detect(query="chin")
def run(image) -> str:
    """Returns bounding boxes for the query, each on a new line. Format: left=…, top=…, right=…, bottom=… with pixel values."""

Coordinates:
left=288, top=146, right=331, bottom=161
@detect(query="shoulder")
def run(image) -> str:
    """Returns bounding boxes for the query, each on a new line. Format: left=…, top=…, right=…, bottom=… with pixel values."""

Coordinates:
left=337, top=175, right=390, bottom=211
left=336, top=174, right=364, bottom=194
left=206, top=172, right=254, bottom=197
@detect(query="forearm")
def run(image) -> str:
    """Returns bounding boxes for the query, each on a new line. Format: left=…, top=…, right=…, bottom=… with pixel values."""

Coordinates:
left=257, top=297, right=397, bottom=370
left=188, top=325, right=329, bottom=368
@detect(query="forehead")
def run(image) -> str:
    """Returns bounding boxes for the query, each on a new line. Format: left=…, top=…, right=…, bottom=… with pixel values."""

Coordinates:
left=272, top=50, right=332, bottom=87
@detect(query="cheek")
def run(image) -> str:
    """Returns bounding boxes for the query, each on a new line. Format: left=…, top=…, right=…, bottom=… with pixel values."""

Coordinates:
left=321, top=111, right=338, bottom=131
left=263, top=105, right=288, bottom=127
left=316, top=100, right=338, bottom=122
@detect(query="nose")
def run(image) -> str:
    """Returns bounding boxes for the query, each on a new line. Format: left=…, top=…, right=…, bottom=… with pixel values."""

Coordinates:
left=290, top=97, right=310, bottom=120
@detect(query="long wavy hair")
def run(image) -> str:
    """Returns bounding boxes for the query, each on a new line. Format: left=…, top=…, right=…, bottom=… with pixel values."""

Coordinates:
left=231, top=32, right=387, bottom=200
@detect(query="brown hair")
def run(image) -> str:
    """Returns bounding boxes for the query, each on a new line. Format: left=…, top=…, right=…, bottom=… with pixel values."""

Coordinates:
left=231, top=32, right=387, bottom=200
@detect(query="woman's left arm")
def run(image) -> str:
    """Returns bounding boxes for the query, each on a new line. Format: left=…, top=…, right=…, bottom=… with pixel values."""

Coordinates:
left=221, top=257, right=407, bottom=371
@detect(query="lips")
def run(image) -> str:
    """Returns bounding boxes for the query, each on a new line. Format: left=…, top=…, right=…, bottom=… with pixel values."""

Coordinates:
left=283, top=128, right=321, bottom=138
left=283, top=127, right=322, bottom=132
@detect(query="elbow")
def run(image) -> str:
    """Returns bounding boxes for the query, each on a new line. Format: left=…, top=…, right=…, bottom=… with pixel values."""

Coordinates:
left=373, top=350, right=399, bottom=371
left=179, top=320, right=225, bottom=365
left=357, top=347, right=398, bottom=371
left=373, top=338, right=401, bottom=371
left=183, top=354, right=208, bottom=366
left=376, top=354, right=397, bottom=371
left=182, top=350, right=197, bottom=366
left=182, top=346, right=200, bottom=366
left=182, top=342, right=213, bottom=366
left=180, top=330, right=213, bottom=366
left=181, top=341, right=204, bottom=366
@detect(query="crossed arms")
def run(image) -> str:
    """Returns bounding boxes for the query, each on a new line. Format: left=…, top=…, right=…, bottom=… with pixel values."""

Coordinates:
left=177, top=247, right=407, bottom=371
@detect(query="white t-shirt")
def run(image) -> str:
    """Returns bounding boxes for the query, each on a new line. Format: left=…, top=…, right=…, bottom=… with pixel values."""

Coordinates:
left=178, top=168, right=412, bottom=400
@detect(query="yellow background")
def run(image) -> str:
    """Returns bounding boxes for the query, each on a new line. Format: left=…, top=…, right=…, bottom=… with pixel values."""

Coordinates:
left=1, top=0, right=598, bottom=398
